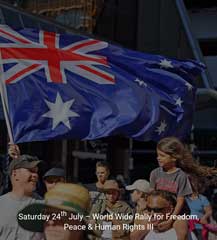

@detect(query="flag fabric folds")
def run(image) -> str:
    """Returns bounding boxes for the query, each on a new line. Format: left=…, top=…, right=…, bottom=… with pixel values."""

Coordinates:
left=0, top=25, right=205, bottom=143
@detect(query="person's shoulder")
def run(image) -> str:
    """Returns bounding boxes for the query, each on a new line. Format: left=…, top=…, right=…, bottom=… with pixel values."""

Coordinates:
left=23, top=196, right=45, bottom=206
left=176, top=168, right=188, bottom=177
left=199, top=194, right=209, bottom=202
left=118, top=200, right=132, bottom=209
left=150, top=167, right=161, bottom=175
left=0, top=192, right=10, bottom=201
left=32, top=191, right=43, bottom=200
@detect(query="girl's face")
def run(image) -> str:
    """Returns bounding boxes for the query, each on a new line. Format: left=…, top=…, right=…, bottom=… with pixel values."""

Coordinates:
left=157, top=149, right=176, bottom=168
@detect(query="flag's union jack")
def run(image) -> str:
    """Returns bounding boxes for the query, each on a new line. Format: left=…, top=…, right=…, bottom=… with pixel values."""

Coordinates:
left=0, top=25, right=115, bottom=85
left=0, top=25, right=204, bottom=143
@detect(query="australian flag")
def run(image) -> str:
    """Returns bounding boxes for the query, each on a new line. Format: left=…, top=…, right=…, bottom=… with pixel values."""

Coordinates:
left=0, top=25, right=204, bottom=143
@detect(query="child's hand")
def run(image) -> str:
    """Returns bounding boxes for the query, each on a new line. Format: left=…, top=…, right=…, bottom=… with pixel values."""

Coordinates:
left=157, top=219, right=173, bottom=231
left=8, top=144, right=20, bottom=159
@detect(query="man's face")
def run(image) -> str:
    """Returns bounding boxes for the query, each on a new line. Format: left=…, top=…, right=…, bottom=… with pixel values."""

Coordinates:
left=45, top=221, right=71, bottom=240
left=13, top=167, right=38, bottom=194
left=44, top=210, right=81, bottom=240
left=44, top=176, right=65, bottom=192
left=96, top=166, right=109, bottom=184
left=157, top=149, right=176, bottom=168
left=130, top=190, right=142, bottom=203
left=146, top=195, right=173, bottom=231
left=106, top=190, right=119, bottom=204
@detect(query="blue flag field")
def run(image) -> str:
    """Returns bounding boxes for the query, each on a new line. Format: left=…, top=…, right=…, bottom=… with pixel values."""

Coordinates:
left=0, top=25, right=204, bottom=143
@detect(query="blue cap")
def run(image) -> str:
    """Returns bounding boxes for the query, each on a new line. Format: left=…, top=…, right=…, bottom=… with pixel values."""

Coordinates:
left=43, top=168, right=65, bottom=179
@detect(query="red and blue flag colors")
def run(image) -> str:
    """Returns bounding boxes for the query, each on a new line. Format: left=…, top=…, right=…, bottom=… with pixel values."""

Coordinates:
left=0, top=25, right=205, bottom=143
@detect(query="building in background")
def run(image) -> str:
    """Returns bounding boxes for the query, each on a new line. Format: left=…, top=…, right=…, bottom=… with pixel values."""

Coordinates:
left=0, top=0, right=216, bottom=184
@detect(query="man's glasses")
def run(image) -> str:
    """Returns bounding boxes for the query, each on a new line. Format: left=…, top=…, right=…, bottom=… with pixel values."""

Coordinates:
left=146, top=206, right=166, bottom=213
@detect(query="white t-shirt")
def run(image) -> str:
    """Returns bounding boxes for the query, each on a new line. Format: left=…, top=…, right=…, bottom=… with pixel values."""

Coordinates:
left=144, top=228, right=177, bottom=240
left=0, top=192, right=43, bottom=240
left=101, top=221, right=112, bottom=239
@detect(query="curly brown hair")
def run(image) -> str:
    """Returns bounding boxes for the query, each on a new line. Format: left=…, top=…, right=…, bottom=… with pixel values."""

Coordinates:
left=157, top=137, right=217, bottom=177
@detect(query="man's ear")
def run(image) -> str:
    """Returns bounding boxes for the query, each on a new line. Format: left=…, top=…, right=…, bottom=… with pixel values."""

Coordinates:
left=138, top=191, right=143, bottom=198
left=12, top=169, right=16, bottom=176
left=12, top=169, right=19, bottom=180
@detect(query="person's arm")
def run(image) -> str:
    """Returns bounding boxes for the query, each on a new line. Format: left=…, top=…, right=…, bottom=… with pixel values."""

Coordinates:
left=149, top=169, right=156, bottom=192
left=173, top=196, right=185, bottom=216
left=200, top=205, right=212, bottom=224
left=203, top=222, right=217, bottom=233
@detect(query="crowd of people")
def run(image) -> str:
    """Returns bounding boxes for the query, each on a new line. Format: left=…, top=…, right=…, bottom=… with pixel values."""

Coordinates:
left=0, top=137, right=217, bottom=240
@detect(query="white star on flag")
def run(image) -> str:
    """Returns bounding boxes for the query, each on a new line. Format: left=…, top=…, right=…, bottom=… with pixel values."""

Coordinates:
left=185, top=82, right=193, bottom=91
left=175, top=97, right=183, bottom=107
left=159, top=59, right=174, bottom=69
left=155, top=120, right=167, bottom=135
left=135, top=78, right=147, bottom=87
left=42, top=92, right=80, bottom=130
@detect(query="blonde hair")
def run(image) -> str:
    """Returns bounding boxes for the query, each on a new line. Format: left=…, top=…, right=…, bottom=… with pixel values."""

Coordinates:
left=157, top=137, right=217, bottom=177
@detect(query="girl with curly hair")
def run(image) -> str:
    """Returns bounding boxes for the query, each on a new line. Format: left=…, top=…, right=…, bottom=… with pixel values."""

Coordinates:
left=150, top=137, right=217, bottom=240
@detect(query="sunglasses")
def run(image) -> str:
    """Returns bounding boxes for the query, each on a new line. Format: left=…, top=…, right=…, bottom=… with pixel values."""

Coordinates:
left=146, top=206, right=166, bottom=213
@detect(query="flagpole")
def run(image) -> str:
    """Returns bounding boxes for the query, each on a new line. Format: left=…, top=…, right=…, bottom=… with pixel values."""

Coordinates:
left=0, top=51, right=14, bottom=144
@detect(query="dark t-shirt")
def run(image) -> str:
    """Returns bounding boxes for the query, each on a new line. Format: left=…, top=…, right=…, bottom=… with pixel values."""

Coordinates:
left=150, top=167, right=192, bottom=197
left=85, top=183, right=105, bottom=204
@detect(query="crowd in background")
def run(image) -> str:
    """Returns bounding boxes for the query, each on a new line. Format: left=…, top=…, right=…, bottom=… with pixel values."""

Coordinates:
left=0, top=137, right=217, bottom=240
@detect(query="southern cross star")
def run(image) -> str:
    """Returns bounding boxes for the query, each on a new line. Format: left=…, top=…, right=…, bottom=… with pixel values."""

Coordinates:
left=175, top=97, right=183, bottom=107
left=155, top=120, right=167, bottom=135
left=42, top=92, right=80, bottom=130
left=159, top=59, right=173, bottom=69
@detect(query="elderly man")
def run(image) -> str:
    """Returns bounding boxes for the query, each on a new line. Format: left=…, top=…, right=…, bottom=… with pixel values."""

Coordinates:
left=18, top=183, right=90, bottom=240
left=0, top=154, right=43, bottom=240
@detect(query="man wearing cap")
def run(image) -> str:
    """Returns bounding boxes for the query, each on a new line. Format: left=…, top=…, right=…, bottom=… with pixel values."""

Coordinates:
left=18, top=183, right=90, bottom=240
left=126, top=180, right=150, bottom=240
left=126, top=179, right=150, bottom=215
left=90, top=180, right=133, bottom=240
left=43, top=167, right=66, bottom=192
left=0, top=154, right=43, bottom=240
